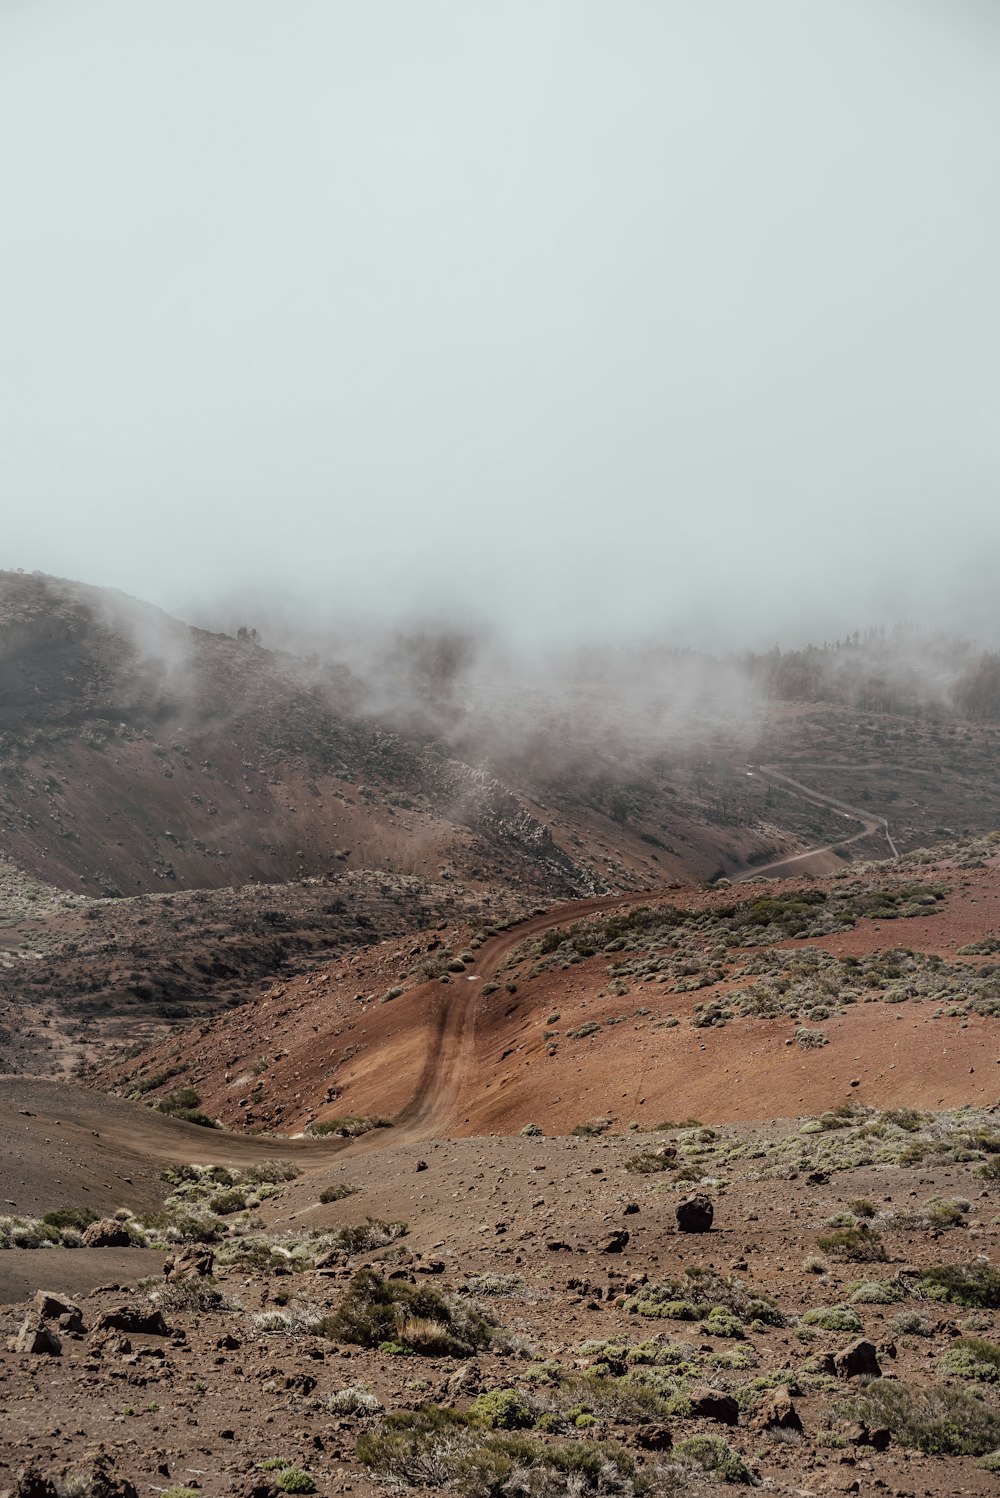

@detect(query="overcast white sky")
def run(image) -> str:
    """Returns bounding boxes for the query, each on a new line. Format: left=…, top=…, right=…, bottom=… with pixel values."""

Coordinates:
left=2, top=1, right=998, bottom=648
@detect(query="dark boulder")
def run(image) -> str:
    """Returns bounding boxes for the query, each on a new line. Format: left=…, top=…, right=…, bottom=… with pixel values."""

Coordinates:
left=676, top=1194, right=714, bottom=1233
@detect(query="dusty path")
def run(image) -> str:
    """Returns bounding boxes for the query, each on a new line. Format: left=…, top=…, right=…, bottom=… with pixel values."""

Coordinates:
left=0, top=893, right=654, bottom=1194
left=387, top=892, right=645, bottom=1141
left=734, top=763, right=898, bottom=880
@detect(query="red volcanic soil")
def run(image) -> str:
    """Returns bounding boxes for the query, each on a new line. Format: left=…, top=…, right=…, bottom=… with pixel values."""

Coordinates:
left=114, top=852, right=1000, bottom=1139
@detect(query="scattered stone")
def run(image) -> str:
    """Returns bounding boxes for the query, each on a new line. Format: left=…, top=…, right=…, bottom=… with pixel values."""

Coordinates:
left=72, top=1449, right=138, bottom=1498
left=599, top=1229, right=630, bottom=1254
left=89, top=1332, right=132, bottom=1358
left=415, top=1258, right=446, bottom=1274
left=11, top=1466, right=56, bottom=1498
left=82, top=1219, right=133, bottom=1248
left=13, top=1315, right=61, bottom=1356
left=751, top=1384, right=802, bottom=1432
left=164, top=1245, right=214, bottom=1280
left=32, top=1291, right=80, bottom=1324
left=676, top=1194, right=714, bottom=1233
left=842, top=1420, right=891, bottom=1450
left=689, top=1387, right=739, bottom=1425
left=834, top=1339, right=881, bottom=1380
left=94, top=1304, right=170, bottom=1337
left=415, top=1159, right=428, bottom=1171
left=447, top=1361, right=482, bottom=1397
left=636, top=1425, right=673, bottom=1451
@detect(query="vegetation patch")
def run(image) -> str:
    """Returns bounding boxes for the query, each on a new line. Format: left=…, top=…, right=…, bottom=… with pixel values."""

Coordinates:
left=308, top=1115, right=392, bottom=1138
left=849, top=1379, right=1000, bottom=1456
left=328, top=1269, right=493, bottom=1357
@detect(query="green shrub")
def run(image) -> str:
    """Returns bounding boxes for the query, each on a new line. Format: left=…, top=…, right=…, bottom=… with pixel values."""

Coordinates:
left=358, top=1407, right=638, bottom=1494
left=41, top=1207, right=99, bottom=1232
left=274, top=1469, right=315, bottom=1494
left=333, top=1217, right=408, bottom=1254
left=940, top=1336, right=1000, bottom=1382
left=153, top=1278, right=225, bottom=1313
left=704, top=1306, right=744, bottom=1339
left=319, top=1183, right=358, bottom=1203
left=157, top=1086, right=201, bottom=1114
left=328, top=1269, right=492, bottom=1357
left=801, top=1306, right=863, bottom=1333
left=570, top=1117, right=613, bottom=1137
left=847, top=1279, right=905, bottom=1305
left=917, top=1263, right=1000, bottom=1308
left=922, top=1197, right=969, bottom=1228
left=881, top=1108, right=926, bottom=1132
left=674, top=1434, right=753, bottom=1483
left=815, top=1225, right=887, bottom=1263
left=624, top=1151, right=673, bottom=1174
left=850, top=1379, right=1000, bottom=1456
left=470, top=1388, right=533, bottom=1430
left=325, top=1384, right=382, bottom=1416
left=891, top=1310, right=932, bottom=1337
left=567, top=1022, right=601, bottom=1040
left=208, top=1189, right=247, bottom=1215
left=308, top=1115, right=391, bottom=1138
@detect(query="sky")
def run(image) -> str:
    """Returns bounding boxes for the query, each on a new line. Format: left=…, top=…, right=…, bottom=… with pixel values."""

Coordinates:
left=2, top=1, right=999, bottom=649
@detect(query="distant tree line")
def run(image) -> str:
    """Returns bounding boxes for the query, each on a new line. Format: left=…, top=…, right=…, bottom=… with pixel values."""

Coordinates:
left=740, top=627, right=1000, bottom=720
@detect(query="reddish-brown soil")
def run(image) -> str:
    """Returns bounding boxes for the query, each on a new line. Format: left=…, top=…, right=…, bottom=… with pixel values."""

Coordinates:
left=116, top=856, right=1000, bottom=1142
left=2, top=1077, right=1000, bottom=1496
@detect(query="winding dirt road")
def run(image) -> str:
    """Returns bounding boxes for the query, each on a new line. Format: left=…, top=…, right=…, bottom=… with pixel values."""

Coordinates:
left=733, top=763, right=898, bottom=880
left=3, top=763, right=903, bottom=1190
left=387, top=892, right=645, bottom=1142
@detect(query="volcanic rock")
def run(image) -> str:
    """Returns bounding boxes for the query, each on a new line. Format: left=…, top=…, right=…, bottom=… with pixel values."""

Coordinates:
left=676, top=1194, right=714, bottom=1233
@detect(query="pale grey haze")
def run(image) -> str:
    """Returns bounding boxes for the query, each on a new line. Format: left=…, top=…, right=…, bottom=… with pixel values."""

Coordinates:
left=2, top=1, right=998, bottom=649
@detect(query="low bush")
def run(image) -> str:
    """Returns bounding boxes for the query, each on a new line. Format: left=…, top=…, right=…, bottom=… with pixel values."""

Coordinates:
left=152, top=1278, right=226, bottom=1314
left=801, top=1306, right=863, bottom=1333
left=328, top=1269, right=492, bottom=1357
left=308, top=1115, right=391, bottom=1138
left=357, top=1406, right=641, bottom=1496
left=673, top=1434, right=753, bottom=1484
left=41, top=1207, right=99, bottom=1232
left=570, top=1117, right=613, bottom=1137
left=847, top=1279, right=906, bottom=1305
left=939, top=1336, right=1000, bottom=1382
left=626, top=1269, right=783, bottom=1330
left=890, top=1310, right=932, bottom=1337
left=333, top=1217, right=408, bottom=1254
left=850, top=1379, right=1000, bottom=1456
left=470, top=1388, right=534, bottom=1430
left=624, top=1151, right=673, bottom=1174
left=319, top=1183, right=358, bottom=1204
left=325, top=1385, right=382, bottom=1415
left=275, top=1469, right=315, bottom=1494
left=917, top=1263, right=1000, bottom=1308
left=815, top=1225, right=887, bottom=1263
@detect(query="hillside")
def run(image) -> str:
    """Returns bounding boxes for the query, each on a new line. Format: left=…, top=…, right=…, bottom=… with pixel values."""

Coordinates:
left=3, top=577, right=1000, bottom=1498
left=108, top=835, right=1000, bottom=1137
left=6, top=572, right=1000, bottom=1080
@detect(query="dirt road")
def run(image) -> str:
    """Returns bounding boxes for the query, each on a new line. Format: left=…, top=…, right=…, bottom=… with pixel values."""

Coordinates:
left=734, top=763, right=898, bottom=880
